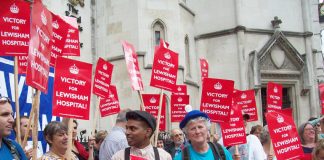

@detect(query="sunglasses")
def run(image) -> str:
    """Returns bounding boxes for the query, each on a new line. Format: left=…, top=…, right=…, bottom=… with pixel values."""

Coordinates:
left=0, top=96, right=11, bottom=104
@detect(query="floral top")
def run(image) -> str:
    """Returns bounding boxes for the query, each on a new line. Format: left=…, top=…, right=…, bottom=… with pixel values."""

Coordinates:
left=40, top=151, right=79, bottom=160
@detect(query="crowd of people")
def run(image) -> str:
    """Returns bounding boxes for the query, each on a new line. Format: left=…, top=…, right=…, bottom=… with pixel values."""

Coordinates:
left=1, top=96, right=324, bottom=159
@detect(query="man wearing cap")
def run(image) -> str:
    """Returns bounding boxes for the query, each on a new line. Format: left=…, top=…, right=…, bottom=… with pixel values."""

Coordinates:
left=0, top=96, right=27, bottom=159
left=174, top=110, right=233, bottom=160
left=111, top=110, right=172, bottom=160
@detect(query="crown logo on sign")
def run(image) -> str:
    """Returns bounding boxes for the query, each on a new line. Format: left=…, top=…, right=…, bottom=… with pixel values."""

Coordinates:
left=214, top=82, right=222, bottom=90
left=274, top=86, right=278, bottom=93
left=241, top=93, right=247, bottom=99
left=103, top=64, right=107, bottom=70
left=164, top=52, right=171, bottom=59
left=109, top=93, right=114, bottom=98
left=10, top=3, right=19, bottom=14
left=177, top=87, right=182, bottom=91
left=52, top=20, right=59, bottom=29
left=69, top=64, right=79, bottom=74
left=41, top=10, right=47, bottom=25
left=230, top=109, right=234, bottom=115
left=277, top=114, right=284, bottom=123
left=178, top=97, right=183, bottom=102
left=150, top=97, right=156, bottom=104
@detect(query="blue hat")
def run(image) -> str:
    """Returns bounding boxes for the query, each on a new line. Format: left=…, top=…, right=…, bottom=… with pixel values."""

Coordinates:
left=179, top=110, right=210, bottom=129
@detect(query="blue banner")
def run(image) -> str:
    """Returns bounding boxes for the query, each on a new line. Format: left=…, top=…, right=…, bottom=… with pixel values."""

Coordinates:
left=0, top=56, right=61, bottom=153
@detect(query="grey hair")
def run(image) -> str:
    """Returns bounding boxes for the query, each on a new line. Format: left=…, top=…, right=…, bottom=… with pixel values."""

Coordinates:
left=116, top=108, right=131, bottom=123
left=260, top=125, right=270, bottom=145
left=44, top=121, right=67, bottom=146
left=182, top=117, right=211, bottom=135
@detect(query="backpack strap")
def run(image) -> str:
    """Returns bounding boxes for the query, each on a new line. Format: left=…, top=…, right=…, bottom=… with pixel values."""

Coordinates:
left=2, top=138, right=21, bottom=160
left=208, top=142, right=220, bottom=160
left=182, top=146, right=190, bottom=160
left=124, top=147, right=131, bottom=160
left=153, top=147, right=160, bottom=160
left=210, top=142, right=226, bottom=160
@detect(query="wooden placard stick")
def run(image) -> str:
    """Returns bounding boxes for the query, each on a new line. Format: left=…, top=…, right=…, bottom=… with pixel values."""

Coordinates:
left=14, top=57, right=21, bottom=145
left=154, top=89, right=164, bottom=146
left=22, top=90, right=36, bottom=148
left=138, top=90, right=145, bottom=111
left=32, top=90, right=40, bottom=160
left=234, top=145, right=241, bottom=160
left=65, top=118, right=73, bottom=160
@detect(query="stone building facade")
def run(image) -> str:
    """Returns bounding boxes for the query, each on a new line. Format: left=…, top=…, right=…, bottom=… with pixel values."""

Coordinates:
left=43, top=0, right=324, bottom=131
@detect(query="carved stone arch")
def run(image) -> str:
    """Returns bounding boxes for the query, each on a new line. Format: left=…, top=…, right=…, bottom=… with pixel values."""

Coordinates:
left=151, top=19, right=167, bottom=46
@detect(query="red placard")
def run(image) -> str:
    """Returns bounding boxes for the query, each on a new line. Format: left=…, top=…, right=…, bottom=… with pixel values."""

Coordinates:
left=220, top=104, right=246, bottom=146
left=150, top=47, right=178, bottom=92
left=267, top=82, right=283, bottom=112
left=130, top=155, right=147, bottom=160
left=52, top=57, right=92, bottom=120
left=172, top=85, right=187, bottom=95
left=121, top=41, right=144, bottom=91
left=50, top=13, right=69, bottom=66
left=200, top=78, right=234, bottom=122
left=61, top=17, right=80, bottom=56
left=18, top=55, right=28, bottom=74
left=99, top=85, right=120, bottom=117
left=171, top=95, right=189, bottom=122
left=234, top=89, right=258, bottom=121
left=200, top=58, right=208, bottom=81
left=0, top=1, right=30, bottom=56
left=266, top=111, right=303, bottom=160
left=25, top=2, right=52, bottom=93
left=93, top=57, right=114, bottom=98
left=319, top=83, right=324, bottom=114
left=142, top=94, right=166, bottom=131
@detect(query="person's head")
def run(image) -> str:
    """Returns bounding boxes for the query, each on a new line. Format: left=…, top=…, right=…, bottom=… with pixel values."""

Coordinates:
left=72, top=120, right=78, bottom=140
left=115, top=109, right=131, bottom=127
left=180, top=110, right=211, bottom=146
left=250, top=125, right=263, bottom=139
left=44, top=121, right=68, bottom=154
left=243, top=113, right=250, bottom=127
left=13, top=116, right=31, bottom=140
left=298, top=122, right=316, bottom=145
left=157, top=134, right=164, bottom=148
left=260, top=125, right=270, bottom=145
left=170, top=128, right=184, bottom=146
left=94, top=130, right=108, bottom=150
left=313, top=139, right=324, bottom=160
left=0, top=96, right=14, bottom=138
left=309, top=117, right=321, bottom=133
left=125, top=110, right=156, bottom=148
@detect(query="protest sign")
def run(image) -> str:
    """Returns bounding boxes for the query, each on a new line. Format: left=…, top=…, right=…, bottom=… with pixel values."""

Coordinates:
left=267, top=82, right=283, bottom=112
left=121, top=41, right=144, bottom=91
left=99, top=85, right=120, bottom=117
left=0, top=1, right=30, bottom=56
left=319, top=83, right=324, bottom=114
left=142, top=94, right=166, bottom=131
left=17, top=55, right=27, bottom=74
left=200, top=78, right=234, bottom=122
left=93, top=57, right=114, bottom=98
left=25, top=2, right=52, bottom=93
left=172, top=85, right=187, bottom=95
left=234, top=89, right=258, bottom=121
left=150, top=46, right=178, bottom=92
left=171, top=95, right=189, bottom=122
left=200, top=58, right=208, bottom=81
left=0, top=56, right=59, bottom=154
left=50, top=13, right=69, bottom=66
left=266, top=111, right=303, bottom=160
left=52, top=57, right=92, bottom=120
left=62, top=17, right=80, bottom=56
left=220, top=104, right=246, bottom=146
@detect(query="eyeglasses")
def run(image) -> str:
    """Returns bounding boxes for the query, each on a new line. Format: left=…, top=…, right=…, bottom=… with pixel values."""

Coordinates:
left=173, top=133, right=183, bottom=137
left=304, top=128, right=315, bottom=132
left=0, top=96, right=11, bottom=104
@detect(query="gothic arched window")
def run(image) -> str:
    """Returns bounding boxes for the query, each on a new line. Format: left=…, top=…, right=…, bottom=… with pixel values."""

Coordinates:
left=185, top=36, right=191, bottom=77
